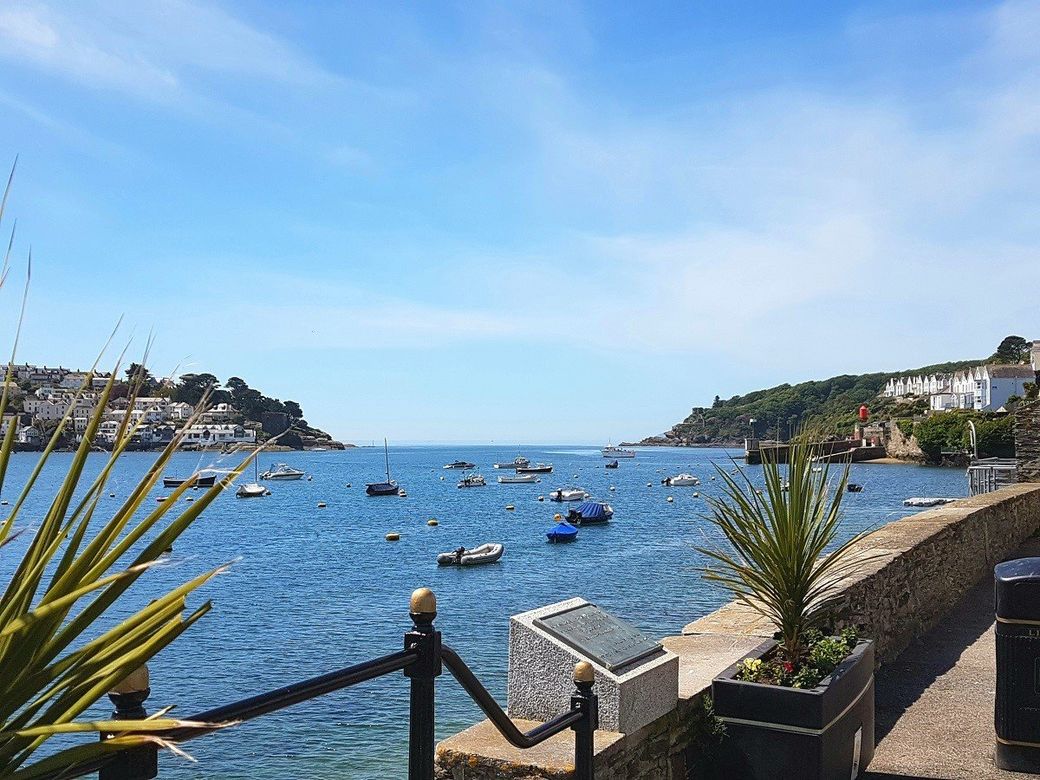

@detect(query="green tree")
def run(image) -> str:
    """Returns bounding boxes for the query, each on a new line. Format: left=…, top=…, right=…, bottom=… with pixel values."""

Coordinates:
left=284, top=400, right=303, bottom=420
left=992, top=335, right=1029, bottom=364
left=124, top=362, right=157, bottom=395
left=913, top=413, right=966, bottom=461
left=974, top=415, right=1015, bottom=458
left=171, top=372, right=219, bottom=406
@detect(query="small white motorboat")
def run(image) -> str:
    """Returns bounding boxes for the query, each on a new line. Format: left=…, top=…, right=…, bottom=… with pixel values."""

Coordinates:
left=549, top=487, right=590, bottom=502
left=458, top=473, right=487, bottom=488
left=662, top=474, right=700, bottom=486
left=437, top=542, right=505, bottom=566
left=498, top=474, right=540, bottom=484
left=260, top=463, right=305, bottom=480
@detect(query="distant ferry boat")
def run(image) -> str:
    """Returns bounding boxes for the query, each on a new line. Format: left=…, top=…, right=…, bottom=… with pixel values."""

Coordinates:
left=602, top=445, right=635, bottom=459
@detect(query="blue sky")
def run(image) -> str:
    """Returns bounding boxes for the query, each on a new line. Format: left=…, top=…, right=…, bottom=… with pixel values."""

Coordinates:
left=0, top=1, right=1037, bottom=443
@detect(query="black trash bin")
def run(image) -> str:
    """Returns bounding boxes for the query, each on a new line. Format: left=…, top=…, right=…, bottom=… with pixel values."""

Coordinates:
left=995, top=557, right=1040, bottom=773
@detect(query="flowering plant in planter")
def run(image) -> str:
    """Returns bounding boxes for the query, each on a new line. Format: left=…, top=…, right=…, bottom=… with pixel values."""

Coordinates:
left=700, top=444, right=881, bottom=778
left=734, top=628, right=859, bottom=689
left=699, top=442, right=877, bottom=683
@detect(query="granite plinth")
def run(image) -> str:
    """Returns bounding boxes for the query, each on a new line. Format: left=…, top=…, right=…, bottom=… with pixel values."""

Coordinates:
left=507, top=597, right=678, bottom=734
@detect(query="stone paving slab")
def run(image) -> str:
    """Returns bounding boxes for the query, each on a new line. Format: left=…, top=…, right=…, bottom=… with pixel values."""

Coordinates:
left=865, top=538, right=1040, bottom=780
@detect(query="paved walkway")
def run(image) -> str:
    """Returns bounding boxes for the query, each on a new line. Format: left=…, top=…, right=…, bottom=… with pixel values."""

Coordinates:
left=865, top=538, right=1040, bottom=780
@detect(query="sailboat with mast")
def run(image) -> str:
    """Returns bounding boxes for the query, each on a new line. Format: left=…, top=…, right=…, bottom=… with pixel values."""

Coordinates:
left=236, top=457, right=268, bottom=498
left=366, top=438, right=402, bottom=496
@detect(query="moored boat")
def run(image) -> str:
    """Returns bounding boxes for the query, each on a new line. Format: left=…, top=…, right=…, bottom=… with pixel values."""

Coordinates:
left=662, top=473, right=699, bottom=486
left=546, top=522, right=578, bottom=543
left=566, top=500, right=613, bottom=524
left=236, top=459, right=268, bottom=498
left=605, top=459, right=619, bottom=469
left=444, top=460, right=477, bottom=469
left=493, top=456, right=530, bottom=470
left=367, top=438, right=403, bottom=496
left=549, top=487, right=589, bottom=502
left=457, top=473, right=487, bottom=488
left=260, top=463, right=305, bottom=480
left=163, top=469, right=218, bottom=488
left=437, top=542, right=504, bottom=566
left=498, top=474, right=540, bottom=484
left=516, top=462, right=553, bottom=474
left=236, top=483, right=268, bottom=498
left=602, top=443, right=635, bottom=459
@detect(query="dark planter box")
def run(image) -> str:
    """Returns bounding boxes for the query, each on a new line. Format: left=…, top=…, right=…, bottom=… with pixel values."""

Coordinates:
left=711, top=639, right=875, bottom=780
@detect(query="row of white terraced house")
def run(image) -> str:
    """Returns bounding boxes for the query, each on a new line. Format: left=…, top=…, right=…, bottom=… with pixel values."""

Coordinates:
left=881, top=363, right=1036, bottom=412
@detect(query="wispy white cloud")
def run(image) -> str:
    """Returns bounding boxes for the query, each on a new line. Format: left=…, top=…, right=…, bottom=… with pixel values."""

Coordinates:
left=0, top=0, right=339, bottom=100
left=433, top=0, right=1040, bottom=373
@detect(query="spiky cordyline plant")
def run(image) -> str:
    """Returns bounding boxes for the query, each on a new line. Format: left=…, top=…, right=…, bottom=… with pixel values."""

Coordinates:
left=699, top=443, right=877, bottom=664
left=0, top=163, right=247, bottom=777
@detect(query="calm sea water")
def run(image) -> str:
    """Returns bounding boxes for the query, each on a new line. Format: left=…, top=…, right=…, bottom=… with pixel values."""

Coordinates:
left=2, top=446, right=967, bottom=779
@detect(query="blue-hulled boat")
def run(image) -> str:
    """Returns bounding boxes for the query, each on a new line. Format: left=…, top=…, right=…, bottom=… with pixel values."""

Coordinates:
left=546, top=522, right=578, bottom=543
left=566, top=500, right=613, bottom=525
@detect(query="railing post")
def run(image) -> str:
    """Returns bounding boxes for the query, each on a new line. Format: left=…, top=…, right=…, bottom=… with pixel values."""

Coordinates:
left=570, top=661, right=598, bottom=780
left=405, top=587, right=441, bottom=780
left=99, top=665, right=159, bottom=780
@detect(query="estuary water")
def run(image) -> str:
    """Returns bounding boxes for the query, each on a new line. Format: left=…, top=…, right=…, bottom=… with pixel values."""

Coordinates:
left=2, top=446, right=967, bottom=779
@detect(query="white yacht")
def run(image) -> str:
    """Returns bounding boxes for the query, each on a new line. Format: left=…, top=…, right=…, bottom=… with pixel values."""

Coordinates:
left=260, top=463, right=305, bottom=480
left=602, top=444, right=636, bottom=459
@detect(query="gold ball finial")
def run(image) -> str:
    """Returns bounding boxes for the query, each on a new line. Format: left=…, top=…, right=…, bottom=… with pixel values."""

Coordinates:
left=410, top=587, right=437, bottom=615
left=111, top=664, right=150, bottom=695
left=573, top=661, right=595, bottom=683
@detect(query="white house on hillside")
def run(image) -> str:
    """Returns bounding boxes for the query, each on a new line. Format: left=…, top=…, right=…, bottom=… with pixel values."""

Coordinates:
left=199, top=403, right=236, bottom=424
left=885, top=363, right=1035, bottom=412
left=983, top=364, right=1035, bottom=410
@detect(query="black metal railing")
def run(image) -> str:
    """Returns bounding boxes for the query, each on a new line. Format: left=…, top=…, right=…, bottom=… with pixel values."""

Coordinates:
left=37, top=588, right=598, bottom=780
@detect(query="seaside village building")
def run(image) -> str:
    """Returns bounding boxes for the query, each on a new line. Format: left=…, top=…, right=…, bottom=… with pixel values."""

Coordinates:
left=9, top=364, right=256, bottom=448
left=882, top=343, right=1039, bottom=412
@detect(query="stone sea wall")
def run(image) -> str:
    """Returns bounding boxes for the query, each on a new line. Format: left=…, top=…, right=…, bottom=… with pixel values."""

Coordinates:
left=1016, top=399, right=1040, bottom=482
left=435, top=483, right=1040, bottom=779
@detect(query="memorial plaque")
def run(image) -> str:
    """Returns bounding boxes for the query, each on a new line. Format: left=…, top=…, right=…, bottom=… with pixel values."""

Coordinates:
left=533, top=603, right=662, bottom=671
